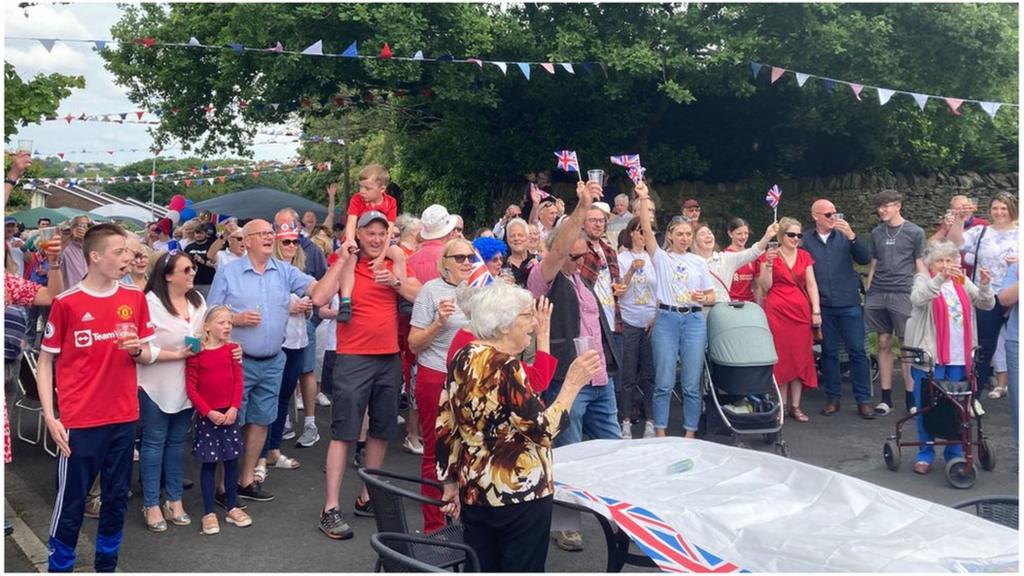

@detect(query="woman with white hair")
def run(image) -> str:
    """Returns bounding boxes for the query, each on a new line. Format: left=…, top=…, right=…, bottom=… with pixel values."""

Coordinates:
left=436, top=282, right=600, bottom=572
left=903, top=240, right=994, bottom=475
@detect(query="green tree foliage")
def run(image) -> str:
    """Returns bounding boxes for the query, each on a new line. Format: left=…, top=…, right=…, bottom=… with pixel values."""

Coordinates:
left=4, top=62, right=85, bottom=142
left=101, top=3, right=1017, bottom=223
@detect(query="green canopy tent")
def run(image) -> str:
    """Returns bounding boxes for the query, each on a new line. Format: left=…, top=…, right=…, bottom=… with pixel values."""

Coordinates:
left=5, top=207, right=73, bottom=227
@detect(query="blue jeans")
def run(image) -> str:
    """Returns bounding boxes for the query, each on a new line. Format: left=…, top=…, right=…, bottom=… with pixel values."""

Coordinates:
left=820, top=305, right=872, bottom=404
left=651, top=310, right=706, bottom=431
left=543, top=380, right=621, bottom=448
left=138, top=391, right=193, bottom=508
left=262, top=347, right=304, bottom=457
left=1007, top=339, right=1018, bottom=444
left=912, top=365, right=965, bottom=465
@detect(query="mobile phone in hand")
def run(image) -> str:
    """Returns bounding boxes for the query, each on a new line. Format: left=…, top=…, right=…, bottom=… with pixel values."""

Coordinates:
left=185, top=336, right=202, bottom=354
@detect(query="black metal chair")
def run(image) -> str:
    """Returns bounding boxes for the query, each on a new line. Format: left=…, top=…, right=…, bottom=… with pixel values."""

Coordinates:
left=370, top=532, right=479, bottom=573
left=952, top=495, right=1018, bottom=529
left=357, top=468, right=467, bottom=572
left=553, top=498, right=657, bottom=572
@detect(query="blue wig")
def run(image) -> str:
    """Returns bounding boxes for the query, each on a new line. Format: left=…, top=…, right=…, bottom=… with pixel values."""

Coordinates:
left=473, top=237, right=508, bottom=262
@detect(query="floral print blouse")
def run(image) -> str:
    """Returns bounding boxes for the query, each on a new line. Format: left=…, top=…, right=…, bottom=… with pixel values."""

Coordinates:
left=436, top=342, right=569, bottom=507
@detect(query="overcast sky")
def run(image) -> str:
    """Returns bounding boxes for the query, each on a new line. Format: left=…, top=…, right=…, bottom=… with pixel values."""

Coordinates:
left=4, top=1, right=300, bottom=166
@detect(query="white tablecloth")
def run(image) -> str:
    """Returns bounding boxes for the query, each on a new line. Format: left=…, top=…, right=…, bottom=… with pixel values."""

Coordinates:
left=553, top=438, right=1018, bottom=572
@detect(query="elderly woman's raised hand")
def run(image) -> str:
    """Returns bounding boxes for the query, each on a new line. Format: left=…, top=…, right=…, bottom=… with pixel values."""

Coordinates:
left=535, top=295, right=553, bottom=336
left=635, top=181, right=650, bottom=199
left=564, top=350, right=602, bottom=391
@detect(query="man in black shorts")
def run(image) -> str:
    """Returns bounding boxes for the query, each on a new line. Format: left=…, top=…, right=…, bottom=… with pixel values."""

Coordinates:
left=865, top=189, right=926, bottom=415
left=316, top=211, right=421, bottom=540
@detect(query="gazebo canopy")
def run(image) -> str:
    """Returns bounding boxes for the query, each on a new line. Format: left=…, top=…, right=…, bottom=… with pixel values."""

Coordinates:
left=191, top=187, right=328, bottom=222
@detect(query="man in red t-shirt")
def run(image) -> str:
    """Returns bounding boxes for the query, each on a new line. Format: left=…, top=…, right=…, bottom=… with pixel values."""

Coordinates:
left=38, top=223, right=165, bottom=572
left=314, top=211, right=421, bottom=539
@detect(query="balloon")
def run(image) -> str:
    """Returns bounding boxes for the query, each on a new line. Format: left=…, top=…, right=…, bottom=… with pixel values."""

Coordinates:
left=166, top=210, right=181, bottom=226
left=168, top=195, right=186, bottom=212
left=180, top=207, right=196, bottom=222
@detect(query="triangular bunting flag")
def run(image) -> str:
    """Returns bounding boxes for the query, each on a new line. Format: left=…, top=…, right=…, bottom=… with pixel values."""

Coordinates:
left=413, top=50, right=424, bottom=60
left=188, top=37, right=201, bottom=47
left=269, top=41, right=284, bottom=52
left=492, top=61, right=507, bottom=74
left=467, top=58, right=483, bottom=67
left=78, top=113, right=86, bottom=121
left=849, top=83, right=863, bottom=101
left=227, top=43, right=244, bottom=54
left=64, top=114, right=73, bottom=124
left=944, top=97, right=963, bottom=116
left=581, top=62, right=593, bottom=75
left=57, top=153, right=64, bottom=159
left=340, top=41, right=358, bottom=58
left=877, top=88, right=895, bottom=106
left=561, top=63, right=575, bottom=74
left=795, top=72, right=809, bottom=87
left=979, top=101, right=1002, bottom=119
left=271, top=103, right=280, bottom=111
left=204, top=103, right=215, bottom=114
left=252, top=171, right=260, bottom=179
left=184, top=179, right=192, bottom=187
left=135, top=111, right=144, bottom=120
left=517, top=63, right=530, bottom=80
left=541, top=63, right=556, bottom=74
left=823, top=79, right=836, bottom=94
left=39, top=39, right=57, bottom=52
left=301, top=40, right=323, bottom=56
left=119, top=113, right=127, bottom=121
left=207, top=178, right=215, bottom=185
left=770, top=66, right=785, bottom=84
left=218, top=176, right=226, bottom=183
left=379, top=43, right=393, bottom=59
left=423, top=87, right=433, bottom=98
left=140, top=37, right=157, bottom=48
left=751, top=62, right=763, bottom=78
left=912, top=93, right=928, bottom=111
left=94, top=40, right=107, bottom=51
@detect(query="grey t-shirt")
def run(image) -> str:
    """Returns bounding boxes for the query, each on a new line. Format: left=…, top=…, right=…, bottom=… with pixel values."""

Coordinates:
left=868, top=220, right=925, bottom=294
left=410, top=278, right=469, bottom=372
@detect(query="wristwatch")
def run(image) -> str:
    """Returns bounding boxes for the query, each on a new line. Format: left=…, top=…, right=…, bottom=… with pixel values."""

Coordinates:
left=130, top=348, right=143, bottom=358
left=391, top=278, right=402, bottom=289
left=4, top=178, right=18, bottom=186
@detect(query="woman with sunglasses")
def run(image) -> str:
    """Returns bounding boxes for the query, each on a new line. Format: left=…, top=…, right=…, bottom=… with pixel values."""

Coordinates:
left=137, top=252, right=206, bottom=531
left=635, top=182, right=714, bottom=438
left=755, top=217, right=821, bottom=422
left=407, top=238, right=475, bottom=534
left=691, top=220, right=778, bottom=305
left=253, top=227, right=311, bottom=480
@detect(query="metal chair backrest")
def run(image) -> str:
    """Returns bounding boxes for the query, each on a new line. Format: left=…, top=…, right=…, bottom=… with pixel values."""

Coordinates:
left=357, top=468, right=415, bottom=539
left=370, top=532, right=479, bottom=573
left=952, top=495, right=1019, bottom=530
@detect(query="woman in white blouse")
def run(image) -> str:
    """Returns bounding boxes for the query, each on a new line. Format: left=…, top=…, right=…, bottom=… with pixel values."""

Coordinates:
left=691, top=221, right=778, bottom=304
left=138, top=252, right=206, bottom=531
left=635, top=181, right=714, bottom=438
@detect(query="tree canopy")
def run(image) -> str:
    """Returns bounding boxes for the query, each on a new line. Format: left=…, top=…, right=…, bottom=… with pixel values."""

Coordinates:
left=101, top=3, right=1018, bottom=220
left=4, top=62, right=85, bottom=143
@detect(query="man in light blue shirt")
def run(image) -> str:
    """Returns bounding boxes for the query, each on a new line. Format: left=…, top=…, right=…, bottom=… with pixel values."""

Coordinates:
left=997, top=262, right=1018, bottom=444
left=208, top=218, right=339, bottom=502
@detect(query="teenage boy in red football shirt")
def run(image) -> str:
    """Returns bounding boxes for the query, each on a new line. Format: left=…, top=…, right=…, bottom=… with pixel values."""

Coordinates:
left=38, top=223, right=158, bottom=572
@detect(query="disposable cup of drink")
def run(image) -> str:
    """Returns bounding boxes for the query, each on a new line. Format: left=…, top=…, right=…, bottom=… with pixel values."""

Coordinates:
left=834, top=212, right=845, bottom=221
left=587, top=169, right=605, bottom=188
left=767, top=240, right=780, bottom=250
left=115, top=322, right=137, bottom=349
left=37, top=226, right=58, bottom=252
left=573, top=335, right=595, bottom=357
left=17, top=140, right=32, bottom=153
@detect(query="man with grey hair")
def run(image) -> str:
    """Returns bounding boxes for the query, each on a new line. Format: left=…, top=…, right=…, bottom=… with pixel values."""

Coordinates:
left=526, top=180, right=622, bottom=552
left=491, top=203, right=522, bottom=240
left=606, top=193, right=633, bottom=248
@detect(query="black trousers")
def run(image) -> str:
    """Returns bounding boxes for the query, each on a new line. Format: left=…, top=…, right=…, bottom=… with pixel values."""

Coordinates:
left=975, top=301, right=1006, bottom=385
left=461, top=496, right=553, bottom=573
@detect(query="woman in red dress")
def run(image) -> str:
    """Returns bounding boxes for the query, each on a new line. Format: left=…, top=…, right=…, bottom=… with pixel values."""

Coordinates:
left=756, top=217, right=822, bottom=422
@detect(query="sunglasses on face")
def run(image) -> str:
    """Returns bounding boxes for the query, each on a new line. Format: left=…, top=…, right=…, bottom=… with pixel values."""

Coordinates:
left=278, top=239, right=299, bottom=247
left=229, top=235, right=244, bottom=241
left=132, top=251, right=147, bottom=260
left=445, top=253, right=475, bottom=264
left=817, top=212, right=835, bottom=219
left=785, top=232, right=803, bottom=239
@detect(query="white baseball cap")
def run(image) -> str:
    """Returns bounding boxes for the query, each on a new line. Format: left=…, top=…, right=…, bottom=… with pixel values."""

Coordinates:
left=419, top=204, right=457, bottom=240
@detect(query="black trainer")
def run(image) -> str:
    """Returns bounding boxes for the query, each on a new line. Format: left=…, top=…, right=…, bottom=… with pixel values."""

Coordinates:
left=237, top=482, right=275, bottom=502
left=353, top=497, right=375, bottom=518
left=215, top=491, right=247, bottom=510
left=338, top=301, right=352, bottom=323
left=319, top=507, right=353, bottom=540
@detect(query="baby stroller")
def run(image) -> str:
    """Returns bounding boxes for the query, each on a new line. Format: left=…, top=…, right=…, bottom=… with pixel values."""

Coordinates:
left=882, top=347, right=995, bottom=489
left=702, top=302, right=788, bottom=457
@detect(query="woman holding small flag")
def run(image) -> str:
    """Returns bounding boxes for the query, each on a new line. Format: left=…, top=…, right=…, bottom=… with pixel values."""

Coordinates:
left=407, top=238, right=475, bottom=533
left=635, top=181, right=714, bottom=438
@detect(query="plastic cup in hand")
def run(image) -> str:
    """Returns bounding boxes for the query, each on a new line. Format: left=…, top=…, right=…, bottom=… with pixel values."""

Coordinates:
left=767, top=240, right=780, bottom=250
left=17, top=140, right=33, bottom=153
left=37, top=226, right=58, bottom=253
left=834, top=213, right=845, bottom=221
left=587, top=169, right=605, bottom=188
left=115, top=322, right=137, bottom=350
left=573, top=335, right=596, bottom=357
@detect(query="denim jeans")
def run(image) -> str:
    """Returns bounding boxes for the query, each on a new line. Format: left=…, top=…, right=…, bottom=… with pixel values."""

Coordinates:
left=138, top=390, right=193, bottom=508
left=617, top=322, right=655, bottom=422
left=543, top=380, right=621, bottom=448
left=974, top=301, right=1006, bottom=385
left=911, top=365, right=965, bottom=465
left=820, top=305, right=872, bottom=404
left=262, top=347, right=304, bottom=457
left=650, top=310, right=706, bottom=431
left=1006, top=339, right=1018, bottom=444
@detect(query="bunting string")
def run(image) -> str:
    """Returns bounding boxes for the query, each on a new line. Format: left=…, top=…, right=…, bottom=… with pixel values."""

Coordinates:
left=751, top=61, right=1017, bottom=119
left=16, top=134, right=343, bottom=160
left=6, top=36, right=607, bottom=80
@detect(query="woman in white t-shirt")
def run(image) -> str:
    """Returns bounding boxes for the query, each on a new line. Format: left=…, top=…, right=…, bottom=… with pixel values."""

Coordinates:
left=635, top=182, right=714, bottom=438
left=616, top=217, right=658, bottom=439
left=691, top=221, right=777, bottom=305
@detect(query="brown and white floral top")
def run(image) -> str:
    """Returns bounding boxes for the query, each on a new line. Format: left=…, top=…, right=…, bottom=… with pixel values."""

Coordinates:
left=436, top=342, right=568, bottom=507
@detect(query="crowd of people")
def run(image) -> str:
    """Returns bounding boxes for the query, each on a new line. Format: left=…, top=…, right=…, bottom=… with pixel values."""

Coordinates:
left=3, top=150, right=1019, bottom=572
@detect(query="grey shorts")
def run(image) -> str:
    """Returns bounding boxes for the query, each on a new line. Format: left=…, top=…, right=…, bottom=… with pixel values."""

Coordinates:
left=864, top=292, right=912, bottom=339
left=330, top=354, right=401, bottom=442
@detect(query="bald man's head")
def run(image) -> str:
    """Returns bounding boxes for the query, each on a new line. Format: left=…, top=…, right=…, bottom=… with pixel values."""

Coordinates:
left=811, top=198, right=837, bottom=232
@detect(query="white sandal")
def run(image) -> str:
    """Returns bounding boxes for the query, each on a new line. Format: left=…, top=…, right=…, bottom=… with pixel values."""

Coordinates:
left=270, top=454, right=300, bottom=470
left=253, top=464, right=268, bottom=484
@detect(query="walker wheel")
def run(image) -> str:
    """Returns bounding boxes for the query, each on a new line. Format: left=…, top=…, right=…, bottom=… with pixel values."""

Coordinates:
left=945, top=458, right=977, bottom=489
left=883, top=441, right=901, bottom=471
left=978, top=440, right=997, bottom=471
left=774, top=441, right=790, bottom=458
left=763, top=432, right=778, bottom=445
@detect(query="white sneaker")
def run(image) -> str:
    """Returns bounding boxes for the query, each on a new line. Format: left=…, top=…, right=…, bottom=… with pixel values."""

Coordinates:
left=620, top=420, right=632, bottom=440
left=397, top=414, right=406, bottom=426
left=282, top=419, right=296, bottom=441
left=643, top=420, right=656, bottom=439
left=295, top=393, right=304, bottom=411
left=316, top=392, right=332, bottom=406
left=296, top=423, right=320, bottom=448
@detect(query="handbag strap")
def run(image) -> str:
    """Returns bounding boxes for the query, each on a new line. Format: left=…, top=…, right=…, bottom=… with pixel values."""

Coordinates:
left=781, top=253, right=814, bottom=311
left=969, top=225, right=988, bottom=283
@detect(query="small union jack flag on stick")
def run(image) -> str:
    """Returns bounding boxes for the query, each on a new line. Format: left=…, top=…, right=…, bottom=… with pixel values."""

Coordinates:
left=765, top=184, right=782, bottom=221
left=611, top=154, right=646, bottom=184
left=554, top=150, right=581, bottom=180
left=466, top=250, right=495, bottom=288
